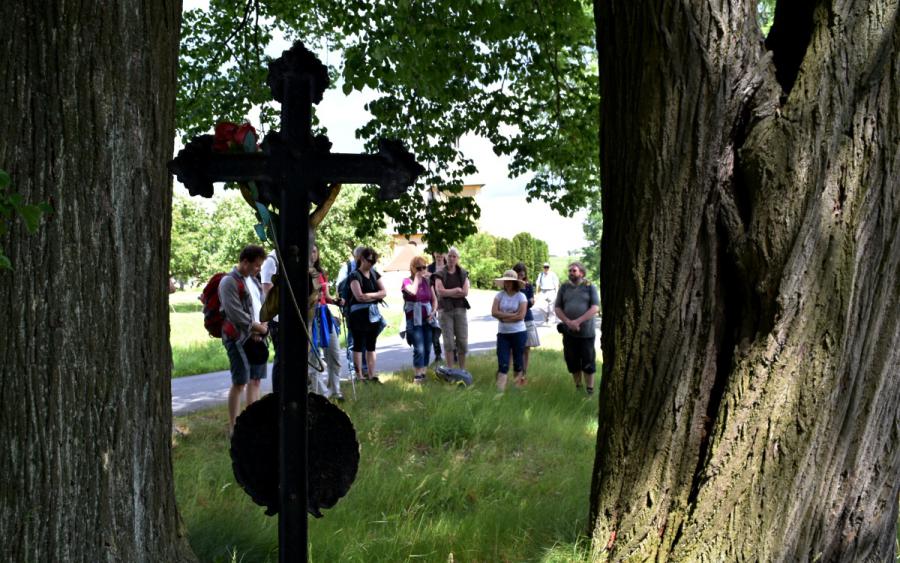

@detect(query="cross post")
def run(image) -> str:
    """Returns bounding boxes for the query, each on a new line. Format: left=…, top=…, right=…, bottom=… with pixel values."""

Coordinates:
left=168, top=40, right=424, bottom=562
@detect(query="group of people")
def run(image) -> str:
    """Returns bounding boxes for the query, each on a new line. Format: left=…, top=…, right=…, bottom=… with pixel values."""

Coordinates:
left=490, top=261, right=598, bottom=394
left=214, top=242, right=599, bottom=432
left=399, top=247, right=471, bottom=383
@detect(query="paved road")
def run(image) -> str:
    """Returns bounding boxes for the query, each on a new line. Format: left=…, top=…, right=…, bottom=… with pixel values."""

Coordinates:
left=172, top=290, right=563, bottom=415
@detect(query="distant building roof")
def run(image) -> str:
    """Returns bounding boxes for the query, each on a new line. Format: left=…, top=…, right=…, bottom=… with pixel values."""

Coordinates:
left=383, top=243, right=424, bottom=272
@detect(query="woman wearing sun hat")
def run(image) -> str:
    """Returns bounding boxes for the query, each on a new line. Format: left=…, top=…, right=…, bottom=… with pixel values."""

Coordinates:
left=491, top=269, right=528, bottom=391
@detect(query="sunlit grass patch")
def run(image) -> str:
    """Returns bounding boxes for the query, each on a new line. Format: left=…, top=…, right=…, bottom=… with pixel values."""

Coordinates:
left=174, top=351, right=598, bottom=562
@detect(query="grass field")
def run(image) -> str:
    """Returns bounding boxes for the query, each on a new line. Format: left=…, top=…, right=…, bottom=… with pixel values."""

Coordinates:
left=173, top=348, right=598, bottom=562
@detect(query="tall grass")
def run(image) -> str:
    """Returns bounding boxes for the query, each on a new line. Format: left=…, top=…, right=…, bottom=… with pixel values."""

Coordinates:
left=174, top=349, right=598, bottom=562
left=171, top=312, right=230, bottom=377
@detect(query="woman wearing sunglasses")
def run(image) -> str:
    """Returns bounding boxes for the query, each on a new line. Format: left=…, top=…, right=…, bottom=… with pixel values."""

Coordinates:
left=402, top=255, right=438, bottom=384
left=347, top=247, right=387, bottom=382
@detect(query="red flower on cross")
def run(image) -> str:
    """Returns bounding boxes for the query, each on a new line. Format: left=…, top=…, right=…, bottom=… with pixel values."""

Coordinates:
left=212, top=122, right=259, bottom=153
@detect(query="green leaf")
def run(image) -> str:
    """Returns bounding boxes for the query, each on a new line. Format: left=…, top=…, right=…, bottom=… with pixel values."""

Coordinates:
left=16, top=204, right=44, bottom=233
left=0, top=170, right=10, bottom=189
left=0, top=252, right=11, bottom=271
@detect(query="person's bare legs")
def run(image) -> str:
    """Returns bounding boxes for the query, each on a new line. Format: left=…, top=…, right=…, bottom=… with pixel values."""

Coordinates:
left=585, top=372, right=595, bottom=395
left=366, top=350, right=377, bottom=380
left=228, top=383, right=246, bottom=433
left=353, top=350, right=364, bottom=379
left=572, top=370, right=584, bottom=389
left=508, top=349, right=530, bottom=380
left=514, top=370, right=526, bottom=387
left=496, top=371, right=508, bottom=392
left=246, top=378, right=261, bottom=405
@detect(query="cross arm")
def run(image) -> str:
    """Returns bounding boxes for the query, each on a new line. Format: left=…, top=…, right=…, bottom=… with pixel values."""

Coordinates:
left=168, top=135, right=272, bottom=198
left=305, top=139, right=425, bottom=200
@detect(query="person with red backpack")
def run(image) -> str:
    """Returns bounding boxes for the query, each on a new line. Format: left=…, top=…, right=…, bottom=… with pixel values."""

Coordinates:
left=216, top=245, right=269, bottom=434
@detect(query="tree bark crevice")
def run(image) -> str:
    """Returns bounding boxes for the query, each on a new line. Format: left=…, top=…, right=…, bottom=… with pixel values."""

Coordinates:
left=592, top=0, right=899, bottom=560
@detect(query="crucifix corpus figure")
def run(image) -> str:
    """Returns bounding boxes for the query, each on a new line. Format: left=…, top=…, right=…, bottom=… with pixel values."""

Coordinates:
left=168, top=40, right=425, bottom=562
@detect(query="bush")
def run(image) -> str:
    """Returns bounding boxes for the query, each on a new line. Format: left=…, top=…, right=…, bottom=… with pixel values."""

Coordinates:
left=458, top=233, right=502, bottom=288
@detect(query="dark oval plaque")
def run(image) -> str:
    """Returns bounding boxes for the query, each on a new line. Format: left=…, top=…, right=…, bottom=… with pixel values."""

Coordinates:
left=230, top=392, right=359, bottom=517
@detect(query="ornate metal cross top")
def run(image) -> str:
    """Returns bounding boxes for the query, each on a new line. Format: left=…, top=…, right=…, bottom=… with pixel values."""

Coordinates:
left=170, top=43, right=424, bottom=205
left=168, top=41, right=425, bottom=562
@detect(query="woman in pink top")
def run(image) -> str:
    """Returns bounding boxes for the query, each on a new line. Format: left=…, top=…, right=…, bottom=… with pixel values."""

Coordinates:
left=402, top=256, right=438, bottom=383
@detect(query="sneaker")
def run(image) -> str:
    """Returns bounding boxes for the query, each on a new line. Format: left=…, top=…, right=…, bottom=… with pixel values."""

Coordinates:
left=586, top=387, right=594, bottom=396
left=334, top=394, right=345, bottom=403
left=496, top=373, right=508, bottom=392
left=413, top=374, right=426, bottom=384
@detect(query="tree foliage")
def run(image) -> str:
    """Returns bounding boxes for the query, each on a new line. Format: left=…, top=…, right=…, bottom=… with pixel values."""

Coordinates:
left=169, top=186, right=389, bottom=285
left=313, top=184, right=391, bottom=282
left=457, top=231, right=550, bottom=289
left=169, top=194, right=213, bottom=283
left=456, top=232, right=502, bottom=289
left=169, top=192, right=260, bottom=285
left=177, top=0, right=599, bottom=252
left=580, top=197, right=601, bottom=281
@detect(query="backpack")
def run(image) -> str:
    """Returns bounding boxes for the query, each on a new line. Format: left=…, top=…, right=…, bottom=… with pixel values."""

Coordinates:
left=434, top=366, right=473, bottom=387
left=336, top=260, right=355, bottom=305
left=199, top=272, right=245, bottom=338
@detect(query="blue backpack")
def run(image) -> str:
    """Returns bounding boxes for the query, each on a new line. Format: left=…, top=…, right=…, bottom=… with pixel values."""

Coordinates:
left=336, top=260, right=355, bottom=305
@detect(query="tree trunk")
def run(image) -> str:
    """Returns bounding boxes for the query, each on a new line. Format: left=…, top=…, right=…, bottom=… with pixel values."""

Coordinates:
left=591, top=1, right=899, bottom=560
left=0, top=2, right=194, bottom=561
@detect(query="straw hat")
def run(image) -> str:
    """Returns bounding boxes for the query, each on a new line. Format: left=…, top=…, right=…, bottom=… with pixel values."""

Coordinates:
left=494, top=269, right=525, bottom=288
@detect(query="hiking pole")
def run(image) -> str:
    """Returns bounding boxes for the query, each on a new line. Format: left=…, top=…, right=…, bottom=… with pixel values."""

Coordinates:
left=341, top=311, right=357, bottom=400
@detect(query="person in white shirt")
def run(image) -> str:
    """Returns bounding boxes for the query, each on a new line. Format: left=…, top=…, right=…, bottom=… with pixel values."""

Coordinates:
left=491, top=270, right=528, bottom=392
left=260, top=249, right=280, bottom=391
left=243, top=263, right=264, bottom=405
left=535, top=262, right=560, bottom=324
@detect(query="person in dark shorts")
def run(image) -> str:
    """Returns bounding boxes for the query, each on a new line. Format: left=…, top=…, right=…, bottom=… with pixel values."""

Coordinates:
left=554, top=261, right=600, bottom=395
left=347, top=247, right=387, bottom=382
left=220, top=244, right=269, bottom=433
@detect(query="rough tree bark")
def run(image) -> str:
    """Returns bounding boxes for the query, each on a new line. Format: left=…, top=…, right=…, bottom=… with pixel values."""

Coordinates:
left=591, top=0, right=899, bottom=560
left=0, top=2, right=195, bottom=561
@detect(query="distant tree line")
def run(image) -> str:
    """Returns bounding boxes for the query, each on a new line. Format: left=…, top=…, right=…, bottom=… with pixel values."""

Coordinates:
left=170, top=185, right=389, bottom=287
left=456, top=232, right=550, bottom=289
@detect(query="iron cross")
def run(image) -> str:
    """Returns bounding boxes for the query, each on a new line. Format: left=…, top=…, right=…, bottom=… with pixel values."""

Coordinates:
left=168, top=40, right=424, bottom=562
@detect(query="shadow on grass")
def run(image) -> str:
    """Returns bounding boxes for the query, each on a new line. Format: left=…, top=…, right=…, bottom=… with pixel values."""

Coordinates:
left=174, top=349, right=600, bottom=562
